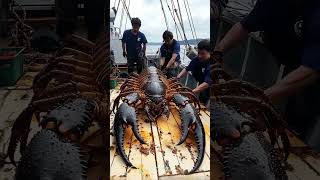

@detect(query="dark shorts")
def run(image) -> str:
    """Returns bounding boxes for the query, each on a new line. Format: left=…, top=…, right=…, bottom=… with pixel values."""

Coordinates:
left=127, top=56, right=145, bottom=74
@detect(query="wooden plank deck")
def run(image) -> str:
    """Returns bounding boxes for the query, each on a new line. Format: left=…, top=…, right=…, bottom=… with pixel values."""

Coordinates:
left=110, top=87, right=211, bottom=180
left=0, top=66, right=109, bottom=179
left=0, top=71, right=320, bottom=179
left=210, top=130, right=320, bottom=180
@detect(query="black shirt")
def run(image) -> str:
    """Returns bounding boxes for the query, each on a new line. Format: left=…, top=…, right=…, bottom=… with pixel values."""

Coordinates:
left=240, top=0, right=320, bottom=70
left=186, top=57, right=212, bottom=85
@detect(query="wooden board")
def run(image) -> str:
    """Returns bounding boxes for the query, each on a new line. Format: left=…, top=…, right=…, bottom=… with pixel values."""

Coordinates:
left=110, top=87, right=211, bottom=179
left=1, top=73, right=320, bottom=179
left=0, top=70, right=109, bottom=179
left=210, top=132, right=320, bottom=180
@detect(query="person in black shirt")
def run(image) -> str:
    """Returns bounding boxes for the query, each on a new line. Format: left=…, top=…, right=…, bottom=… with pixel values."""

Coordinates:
left=160, top=31, right=181, bottom=78
left=121, top=18, right=148, bottom=74
left=177, top=39, right=212, bottom=105
left=212, top=0, right=320, bottom=139
left=213, top=0, right=320, bottom=104
left=55, top=0, right=106, bottom=42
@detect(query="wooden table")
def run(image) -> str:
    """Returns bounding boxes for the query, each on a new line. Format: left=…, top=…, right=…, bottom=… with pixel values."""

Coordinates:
left=110, top=87, right=211, bottom=180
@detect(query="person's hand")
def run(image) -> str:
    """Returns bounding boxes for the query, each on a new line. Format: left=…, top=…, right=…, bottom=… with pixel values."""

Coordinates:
left=123, top=51, right=127, bottom=57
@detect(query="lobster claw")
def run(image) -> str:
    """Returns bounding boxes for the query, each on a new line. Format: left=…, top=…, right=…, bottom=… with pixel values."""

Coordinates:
left=177, top=103, right=205, bottom=174
left=211, top=102, right=242, bottom=145
left=177, top=104, right=196, bottom=145
left=114, top=103, right=146, bottom=167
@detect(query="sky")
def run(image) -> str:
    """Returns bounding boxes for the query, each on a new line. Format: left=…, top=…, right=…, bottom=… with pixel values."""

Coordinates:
left=111, top=0, right=210, bottom=42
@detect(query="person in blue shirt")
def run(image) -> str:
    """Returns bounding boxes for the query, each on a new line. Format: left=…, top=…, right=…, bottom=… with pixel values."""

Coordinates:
left=160, top=31, right=181, bottom=78
left=122, top=17, right=148, bottom=74
left=177, top=39, right=212, bottom=104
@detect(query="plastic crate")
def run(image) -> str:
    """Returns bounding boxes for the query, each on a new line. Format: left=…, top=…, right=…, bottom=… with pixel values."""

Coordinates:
left=110, top=79, right=118, bottom=89
left=0, top=48, right=25, bottom=86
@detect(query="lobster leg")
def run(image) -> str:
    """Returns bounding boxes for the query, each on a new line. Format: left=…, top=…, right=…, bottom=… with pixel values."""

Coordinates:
left=113, top=102, right=146, bottom=167
left=172, top=93, right=205, bottom=174
left=173, top=92, right=201, bottom=112
left=112, top=92, right=141, bottom=113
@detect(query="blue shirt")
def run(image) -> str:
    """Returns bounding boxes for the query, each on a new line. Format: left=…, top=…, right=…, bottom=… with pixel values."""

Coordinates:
left=160, top=39, right=181, bottom=65
left=122, top=29, right=147, bottom=58
left=186, top=57, right=212, bottom=85
left=241, top=0, right=320, bottom=69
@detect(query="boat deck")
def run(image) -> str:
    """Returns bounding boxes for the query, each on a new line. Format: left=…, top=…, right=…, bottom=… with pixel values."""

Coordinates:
left=110, top=86, right=211, bottom=179
left=0, top=68, right=320, bottom=179
left=211, top=130, right=320, bottom=180
left=0, top=65, right=108, bottom=179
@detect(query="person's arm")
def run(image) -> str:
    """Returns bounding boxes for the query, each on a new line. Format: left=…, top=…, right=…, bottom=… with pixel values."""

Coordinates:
left=193, top=67, right=211, bottom=93
left=214, top=22, right=249, bottom=53
left=265, top=66, right=318, bottom=103
left=160, top=57, right=165, bottom=66
left=215, top=0, right=270, bottom=54
left=159, top=46, right=166, bottom=67
left=266, top=1, right=320, bottom=103
left=142, top=43, right=147, bottom=55
left=166, top=53, right=178, bottom=68
left=142, top=34, right=148, bottom=55
left=166, top=42, right=180, bottom=68
left=193, top=82, right=209, bottom=94
left=177, top=68, right=188, bottom=79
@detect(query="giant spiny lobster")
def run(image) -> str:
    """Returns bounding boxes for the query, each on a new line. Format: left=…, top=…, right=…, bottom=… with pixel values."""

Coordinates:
left=112, top=66, right=205, bottom=174
left=7, top=31, right=110, bottom=179
left=210, top=59, right=290, bottom=180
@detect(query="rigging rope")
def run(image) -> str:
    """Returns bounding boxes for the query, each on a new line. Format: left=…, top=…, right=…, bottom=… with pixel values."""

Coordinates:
left=185, top=0, right=198, bottom=44
left=164, top=0, right=185, bottom=45
left=113, top=0, right=121, bottom=21
left=113, top=0, right=117, bottom=7
left=124, top=0, right=131, bottom=30
left=176, top=0, right=185, bottom=32
left=173, top=7, right=180, bottom=41
left=119, top=1, right=125, bottom=35
left=166, top=0, right=189, bottom=44
left=169, top=0, right=189, bottom=46
left=182, top=0, right=196, bottom=41
left=160, top=0, right=169, bottom=30
left=121, top=0, right=132, bottom=20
